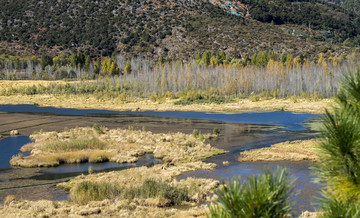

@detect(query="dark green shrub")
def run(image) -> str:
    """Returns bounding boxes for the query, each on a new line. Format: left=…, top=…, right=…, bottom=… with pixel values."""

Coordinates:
left=208, top=167, right=294, bottom=218
left=315, top=69, right=360, bottom=201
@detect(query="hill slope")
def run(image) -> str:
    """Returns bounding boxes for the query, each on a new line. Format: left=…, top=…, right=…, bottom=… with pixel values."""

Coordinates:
left=0, top=0, right=359, bottom=58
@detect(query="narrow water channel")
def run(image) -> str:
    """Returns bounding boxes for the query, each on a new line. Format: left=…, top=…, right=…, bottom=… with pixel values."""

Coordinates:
left=0, top=104, right=321, bottom=214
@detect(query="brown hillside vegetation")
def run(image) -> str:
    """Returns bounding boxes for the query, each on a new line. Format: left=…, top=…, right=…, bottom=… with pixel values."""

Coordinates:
left=0, top=0, right=356, bottom=58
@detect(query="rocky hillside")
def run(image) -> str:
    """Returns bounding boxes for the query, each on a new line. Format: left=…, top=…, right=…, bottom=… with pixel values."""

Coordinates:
left=0, top=0, right=359, bottom=58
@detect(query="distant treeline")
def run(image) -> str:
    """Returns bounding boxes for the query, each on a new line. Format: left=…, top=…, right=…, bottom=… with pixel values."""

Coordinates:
left=0, top=50, right=355, bottom=80
left=1, top=50, right=359, bottom=101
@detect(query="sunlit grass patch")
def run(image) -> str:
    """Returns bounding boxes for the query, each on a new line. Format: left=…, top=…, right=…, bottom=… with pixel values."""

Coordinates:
left=122, top=179, right=189, bottom=206
left=70, top=179, right=190, bottom=206
left=70, top=181, right=120, bottom=205
left=45, top=138, right=106, bottom=152
left=238, top=139, right=318, bottom=162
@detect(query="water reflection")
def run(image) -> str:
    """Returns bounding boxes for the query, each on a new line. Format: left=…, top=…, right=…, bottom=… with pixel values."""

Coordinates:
left=31, top=154, right=161, bottom=180
left=0, top=136, right=31, bottom=170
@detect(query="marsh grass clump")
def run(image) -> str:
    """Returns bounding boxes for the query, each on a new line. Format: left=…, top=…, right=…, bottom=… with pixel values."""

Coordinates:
left=4, top=195, right=17, bottom=206
left=70, top=179, right=189, bottom=206
left=209, top=167, right=294, bottom=218
left=122, top=179, right=189, bottom=206
left=92, top=123, right=104, bottom=135
left=45, top=138, right=106, bottom=152
left=192, top=129, right=199, bottom=137
left=212, top=128, right=220, bottom=136
left=70, top=181, right=119, bottom=205
left=88, top=166, right=93, bottom=174
left=198, top=131, right=204, bottom=141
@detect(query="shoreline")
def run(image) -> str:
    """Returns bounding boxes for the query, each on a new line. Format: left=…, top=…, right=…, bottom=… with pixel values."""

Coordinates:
left=0, top=94, right=331, bottom=114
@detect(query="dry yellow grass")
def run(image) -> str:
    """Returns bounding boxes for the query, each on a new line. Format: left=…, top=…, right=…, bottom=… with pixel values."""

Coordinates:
left=0, top=80, right=331, bottom=114
left=0, top=198, right=210, bottom=218
left=0, top=94, right=331, bottom=114
left=10, top=126, right=225, bottom=167
left=0, top=80, right=79, bottom=92
left=299, top=211, right=320, bottom=218
left=238, top=139, right=318, bottom=162
left=57, top=162, right=218, bottom=191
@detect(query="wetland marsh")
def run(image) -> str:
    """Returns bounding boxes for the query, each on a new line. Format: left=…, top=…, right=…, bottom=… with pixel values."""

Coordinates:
left=0, top=104, right=321, bottom=216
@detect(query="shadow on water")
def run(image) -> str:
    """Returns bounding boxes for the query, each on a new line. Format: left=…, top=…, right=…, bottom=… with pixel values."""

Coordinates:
left=30, top=154, right=161, bottom=180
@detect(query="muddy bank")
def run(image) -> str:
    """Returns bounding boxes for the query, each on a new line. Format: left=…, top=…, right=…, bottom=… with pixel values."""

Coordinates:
left=0, top=167, right=69, bottom=204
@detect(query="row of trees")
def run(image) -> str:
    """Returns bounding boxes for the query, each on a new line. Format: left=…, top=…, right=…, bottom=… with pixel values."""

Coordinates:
left=0, top=53, right=134, bottom=80
left=2, top=53, right=359, bottom=100
left=1, top=50, right=356, bottom=80
left=194, top=51, right=347, bottom=68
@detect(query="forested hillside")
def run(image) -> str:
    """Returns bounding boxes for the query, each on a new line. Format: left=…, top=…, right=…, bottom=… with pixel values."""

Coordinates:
left=0, top=0, right=359, bottom=58
left=326, top=0, right=360, bottom=14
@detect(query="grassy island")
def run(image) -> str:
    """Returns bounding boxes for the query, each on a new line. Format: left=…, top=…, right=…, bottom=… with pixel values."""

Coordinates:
left=238, top=139, right=318, bottom=162
left=2, top=126, right=227, bottom=217
left=10, top=126, right=226, bottom=168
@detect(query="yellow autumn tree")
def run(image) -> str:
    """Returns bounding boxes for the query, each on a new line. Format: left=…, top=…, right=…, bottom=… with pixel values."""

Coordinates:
left=102, top=57, right=120, bottom=75
left=318, top=53, right=325, bottom=65
left=101, top=57, right=112, bottom=74
left=124, top=61, right=131, bottom=75
left=210, top=57, right=219, bottom=67
left=109, top=62, right=120, bottom=75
